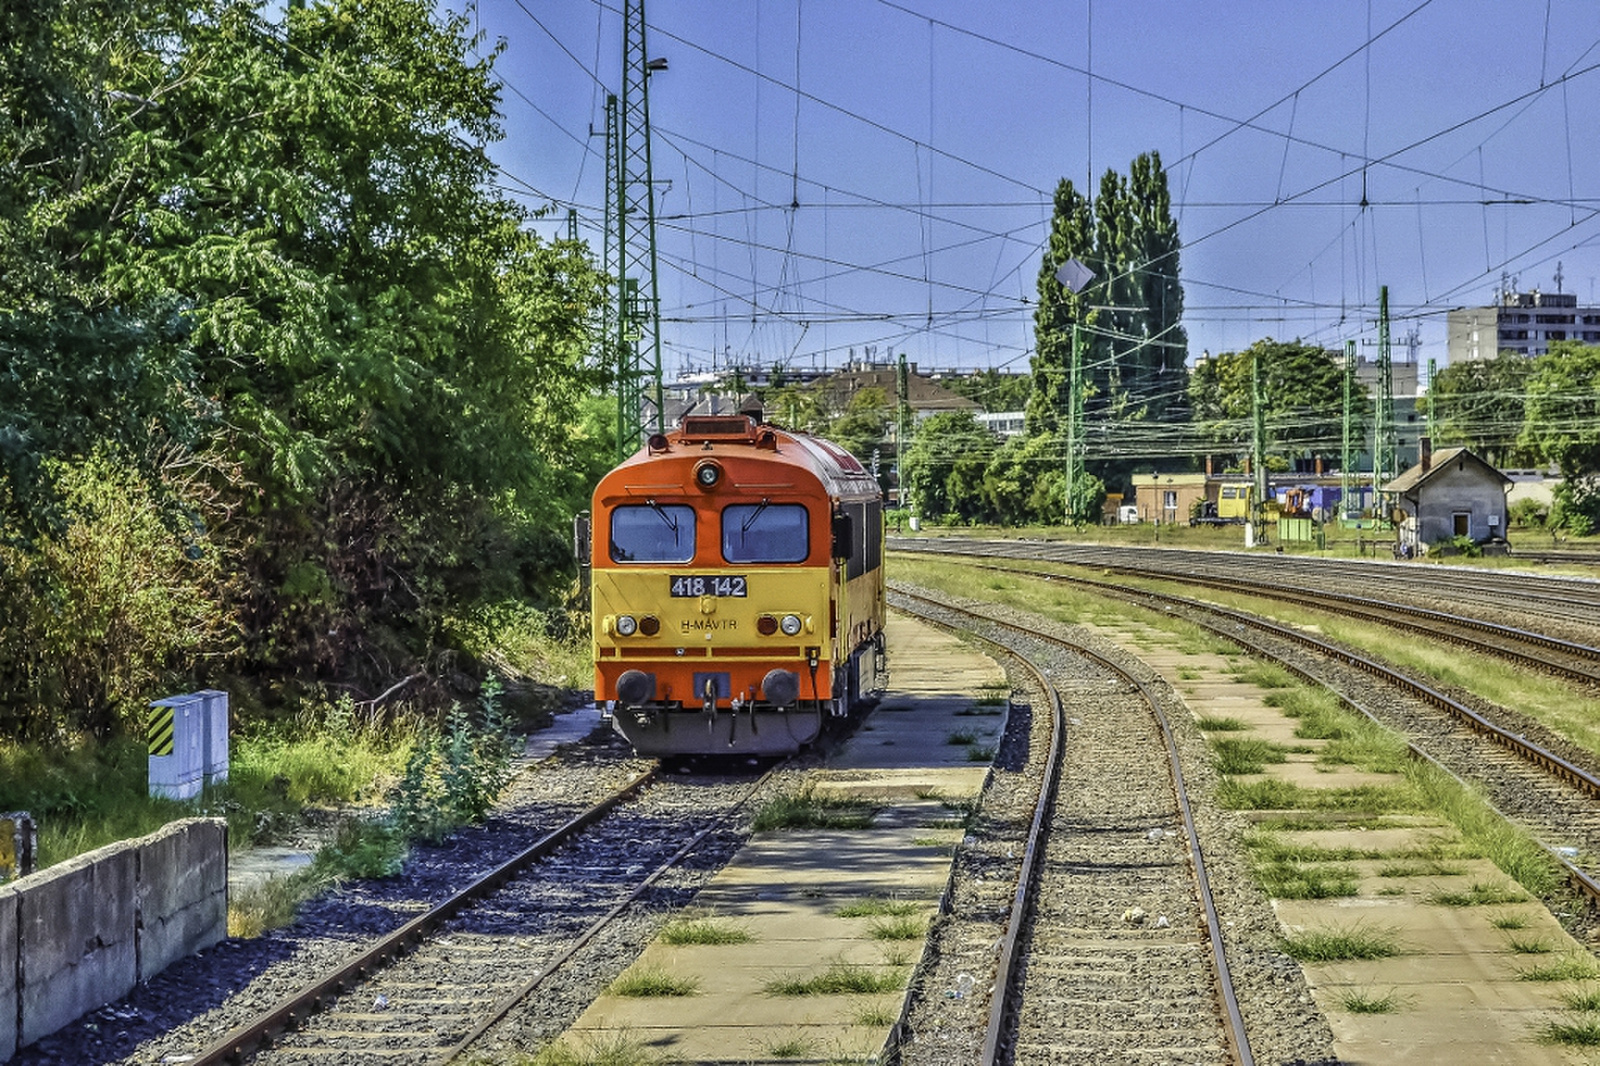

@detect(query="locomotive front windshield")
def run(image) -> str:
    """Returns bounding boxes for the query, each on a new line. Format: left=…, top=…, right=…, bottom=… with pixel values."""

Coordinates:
left=722, top=502, right=809, bottom=563
left=610, top=503, right=696, bottom=562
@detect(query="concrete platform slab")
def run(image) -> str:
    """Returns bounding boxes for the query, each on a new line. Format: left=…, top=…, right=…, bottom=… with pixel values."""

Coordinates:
left=546, top=612, right=1001, bottom=1064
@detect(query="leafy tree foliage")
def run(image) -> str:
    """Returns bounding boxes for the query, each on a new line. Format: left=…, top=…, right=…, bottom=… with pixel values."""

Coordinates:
left=1188, top=340, right=1360, bottom=464
left=0, top=0, right=609, bottom=735
left=826, top=387, right=891, bottom=463
left=941, top=370, right=1031, bottom=413
left=1524, top=342, right=1600, bottom=533
left=1429, top=355, right=1532, bottom=468
left=901, top=412, right=997, bottom=523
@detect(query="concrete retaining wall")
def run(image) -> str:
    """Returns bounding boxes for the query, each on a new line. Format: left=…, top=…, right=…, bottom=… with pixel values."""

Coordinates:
left=0, top=818, right=226, bottom=1063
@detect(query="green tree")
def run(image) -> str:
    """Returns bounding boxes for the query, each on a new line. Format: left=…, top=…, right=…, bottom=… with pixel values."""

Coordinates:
left=1029, top=152, right=1188, bottom=503
left=0, top=0, right=203, bottom=541
left=827, top=387, right=890, bottom=465
left=943, top=369, right=1031, bottom=413
left=1, top=0, right=610, bottom=733
left=902, top=412, right=997, bottom=523
left=983, top=433, right=1063, bottom=525
left=1523, top=342, right=1600, bottom=533
left=1188, top=340, right=1358, bottom=465
left=1429, top=355, right=1531, bottom=467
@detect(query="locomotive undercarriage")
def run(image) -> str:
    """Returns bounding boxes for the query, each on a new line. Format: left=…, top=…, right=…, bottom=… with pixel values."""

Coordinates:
left=609, top=698, right=828, bottom=756
left=607, top=637, right=887, bottom=757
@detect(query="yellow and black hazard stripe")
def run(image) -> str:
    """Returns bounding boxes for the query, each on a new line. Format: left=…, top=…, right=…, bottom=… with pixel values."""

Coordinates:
left=148, top=704, right=175, bottom=756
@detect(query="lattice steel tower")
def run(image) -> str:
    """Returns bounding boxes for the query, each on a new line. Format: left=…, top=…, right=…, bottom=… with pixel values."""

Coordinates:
left=608, top=0, right=666, bottom=459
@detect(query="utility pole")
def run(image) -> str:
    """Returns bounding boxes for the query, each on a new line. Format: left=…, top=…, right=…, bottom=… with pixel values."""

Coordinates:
left=1052, top=258, right=1095, bottom=526
left=1341, top=339, right=1357, bottom=520
left=896, top=353, right=911, bottom=513
left=1064, top=324, right=1085, bottom=524
left=1373, top=285, right=1397, bottom=527
left=609, top=0, right=666, bottom=459
left=1425, top=355, right=1437, bottom=440
left=1250, top=347, right=1268, bottom=544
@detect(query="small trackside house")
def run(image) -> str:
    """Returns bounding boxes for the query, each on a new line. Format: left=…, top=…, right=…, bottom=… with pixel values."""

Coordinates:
left=1382, top=442, right=1511, bottom=553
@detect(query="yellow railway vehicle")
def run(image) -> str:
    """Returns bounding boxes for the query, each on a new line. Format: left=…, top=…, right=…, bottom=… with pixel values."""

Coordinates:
left=579, top=411, right=886, bottom=756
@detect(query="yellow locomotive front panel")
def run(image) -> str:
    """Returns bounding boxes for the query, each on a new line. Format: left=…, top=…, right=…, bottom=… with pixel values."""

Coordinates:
left=588, top=414, right=885, bottom=756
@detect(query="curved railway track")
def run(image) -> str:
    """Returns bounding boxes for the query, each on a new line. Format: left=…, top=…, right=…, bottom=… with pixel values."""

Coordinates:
left=895, top=554, right=1600, bottom=907
left=894, top=537, right=1600, bottom=639
left=190, top=765, right=770, bottom=1065
left=893, top=589, right=1254, bottom=1066
left=899, top=541, right=1600, bottom=688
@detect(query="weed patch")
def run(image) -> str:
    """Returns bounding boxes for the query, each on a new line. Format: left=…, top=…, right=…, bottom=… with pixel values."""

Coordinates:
left=607, top=966, right=700, bottom=997
left=868, top=915, right=926, bottom=940
left=1281, top=924, right=1404, bottom=962
left=765, top=962, right=906, bottom=995
left=1255, top=861, right=1360, bottom=899
left=837, top=897, right=922, bottom=918
left=1342, top=989, right=1405, bottom=1014
left=1521, top=956, right=1600, bottom=982
left=752, top=784, right=875, bottom=831
left=659, top=916, right=753, bottom=945
left=1429, top=881, right=1527, bottom=907
left=1542, top=1017, right=1600, bottom=1046
left=1210, top=737, right=1290, bottom=775
left=1194, top=715, right=1248, bottom=731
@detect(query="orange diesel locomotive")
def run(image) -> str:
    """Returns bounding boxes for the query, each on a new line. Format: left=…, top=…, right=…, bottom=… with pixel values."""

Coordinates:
left=580, top=411, right=887, bottom=756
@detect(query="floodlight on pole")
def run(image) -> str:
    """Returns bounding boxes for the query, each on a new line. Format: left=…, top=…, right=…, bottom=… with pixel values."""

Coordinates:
left=1055, top=259, right=1094, bottom=525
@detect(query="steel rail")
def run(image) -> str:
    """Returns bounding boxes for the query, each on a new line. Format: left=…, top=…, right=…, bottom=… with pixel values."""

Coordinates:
left=893, top=591, right=1254, bottom=1066
left=191, top=767, right=659, bottom=1065
left=899, top=541, right=1600, bottom=677
left=895, top=537, right=1600, bottom=618
left=438, top=766, right=776, bottom=1063
left=909, top=559, right=1600, bottom=906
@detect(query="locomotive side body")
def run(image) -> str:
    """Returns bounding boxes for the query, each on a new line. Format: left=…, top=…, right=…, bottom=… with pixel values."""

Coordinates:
left=587, top=414, right=886, bottom=756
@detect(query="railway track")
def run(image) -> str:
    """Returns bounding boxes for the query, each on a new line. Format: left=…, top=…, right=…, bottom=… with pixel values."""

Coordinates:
left=893, top=537, right=1600, bottom=641
left=892, top=589, right=1255, bottom=1066
left=187, top=765, right=770, bottom=1065
left=898, top=541, right=1600, bottom=688
left=896, top=556, right=1600, bottom=907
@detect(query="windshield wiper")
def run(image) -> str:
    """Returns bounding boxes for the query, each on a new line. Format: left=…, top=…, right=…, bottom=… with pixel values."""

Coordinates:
left=645, top=499, right=680, bottom=537
left=740, top=498, right=771, bottom=534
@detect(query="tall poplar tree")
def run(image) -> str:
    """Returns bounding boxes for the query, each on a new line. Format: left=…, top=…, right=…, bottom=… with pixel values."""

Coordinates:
left=1028, top=151, right=1188, bottom=509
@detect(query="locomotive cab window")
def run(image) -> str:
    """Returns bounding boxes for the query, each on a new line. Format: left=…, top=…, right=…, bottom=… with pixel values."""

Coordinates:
left=722, top=502, right=809, bottom=563
left=610, top=503, right=696, bottom=563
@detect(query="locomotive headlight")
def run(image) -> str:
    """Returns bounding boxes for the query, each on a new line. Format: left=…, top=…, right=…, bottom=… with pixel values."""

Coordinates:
left=694, top=460, right=723, bottom=488
left=616, top=614, right=639, bottom=637
left=639, top=615, right=660, bottom=636
left=756, top=614, right=778, bottom=636
left=780, top=613, right=803, bottom=636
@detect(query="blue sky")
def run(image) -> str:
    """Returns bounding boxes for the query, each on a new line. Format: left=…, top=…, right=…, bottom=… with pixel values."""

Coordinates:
left=470, top=1, right=1600, bottom=381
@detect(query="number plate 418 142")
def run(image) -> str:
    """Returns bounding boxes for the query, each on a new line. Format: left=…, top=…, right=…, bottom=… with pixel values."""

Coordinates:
left=669, top=575, right=747, bottom=597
